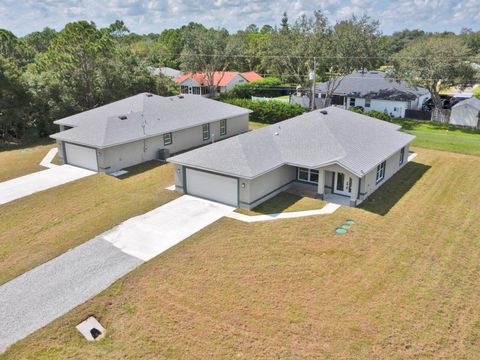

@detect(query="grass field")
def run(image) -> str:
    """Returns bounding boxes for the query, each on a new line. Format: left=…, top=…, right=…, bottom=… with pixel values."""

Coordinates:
left=0, top=162, right=178, bottom=285
left=0, top=141, right=56, bottom=182
left=393, top=119, right=480, bottom=156
left=236, top=192, right=326, bottom=215
left=4, top=147, right=480, bottom=359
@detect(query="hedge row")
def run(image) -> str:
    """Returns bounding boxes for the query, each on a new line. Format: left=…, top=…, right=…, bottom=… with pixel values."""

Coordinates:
left=219, top=77, right=285, bottom=99
left=349, top=107, right=393, bottom=122
left=222, top=98, right=308, bottom=124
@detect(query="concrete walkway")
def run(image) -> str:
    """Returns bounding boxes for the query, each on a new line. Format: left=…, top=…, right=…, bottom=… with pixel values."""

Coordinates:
left=226, top=202, right=341, bottom=223
left=39, top=147, right=59, bottom=168
left=0, top=165, right=95, bottom=205
left=0, top=196, right=233, bottom=353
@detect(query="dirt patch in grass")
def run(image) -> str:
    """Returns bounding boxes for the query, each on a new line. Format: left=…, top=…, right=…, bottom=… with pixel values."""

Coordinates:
left=0, top=142, right=56, bottom=182
left=4, top=149, right=480, bottom=359
left=236, top=192, right=326, bottom=215
left=0, top=161, right=179, bottom=285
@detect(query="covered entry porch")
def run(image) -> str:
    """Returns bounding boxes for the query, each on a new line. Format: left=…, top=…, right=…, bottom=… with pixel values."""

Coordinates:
left=293, top=166, right=362, bottom=207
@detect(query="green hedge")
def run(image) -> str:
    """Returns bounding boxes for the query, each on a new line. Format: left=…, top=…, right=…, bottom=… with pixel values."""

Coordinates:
left=349, top=107, right=393, bottom=122
left=220, top=77, right=284, bottom=99
left=474, top=87, right=480, bottom=99
left=223, top=98, right=308, bottom=124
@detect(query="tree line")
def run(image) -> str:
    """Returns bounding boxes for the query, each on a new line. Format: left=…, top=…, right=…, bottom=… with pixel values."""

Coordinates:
left=1, top=12, right=479, bottom=144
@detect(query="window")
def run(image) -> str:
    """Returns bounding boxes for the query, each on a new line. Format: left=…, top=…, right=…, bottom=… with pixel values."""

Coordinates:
left=180, top=85, right=189, bottom=94
left=192, top=87, right=201, bottom=95
left=365, top=98, right=371, bottom=108
left=349, top=98, right=355, bottom=107
left=298, top=168, right=309, bottom=181
left=399, top=147, right=405, bottom=165
left=220, top=119, right=227, bottom=136
left=163, top=132, right=172, bottom=146
left=297, top=167, right=319, bottom=184
left=376, top=161, right=386, bottom=184
left=202, top=123, right=210, bottom=141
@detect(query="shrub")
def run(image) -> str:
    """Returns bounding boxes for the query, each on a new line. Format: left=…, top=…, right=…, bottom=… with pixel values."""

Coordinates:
left=220, top=77, right=284, bottom=100
left=348, top=107, right=393, bottom=122
left=473, top=87, right=480, bottom=99
left=222, top=98, right=308, bottom=124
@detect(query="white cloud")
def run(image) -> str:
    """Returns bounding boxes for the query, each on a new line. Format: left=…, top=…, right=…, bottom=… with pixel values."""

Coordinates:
left=0, top=0, right=478, bottom=36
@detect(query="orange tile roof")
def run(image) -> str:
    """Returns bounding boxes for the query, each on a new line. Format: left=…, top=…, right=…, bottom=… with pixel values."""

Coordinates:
left=241, top=71, right=263, bottom=82
left=175, top=71, right=263, bottom=86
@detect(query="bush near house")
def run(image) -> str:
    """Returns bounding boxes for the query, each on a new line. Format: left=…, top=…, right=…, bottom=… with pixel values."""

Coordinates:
left=349, top=107, right=393, bottom=122
left=220, top=77, right=285, bottom=99
left=473, top=87, right=480, bottom=99
left=222, top=98, right=307, bottom=124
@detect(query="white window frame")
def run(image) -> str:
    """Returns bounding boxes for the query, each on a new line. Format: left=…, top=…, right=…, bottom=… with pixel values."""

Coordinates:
left=180, top=85, right=189, bottom=94
left=365, top=98, right=371, bottom=108
left=220, top=119, right=227, bottom=136
left=399, top=147, right=405, bottom=165
left=349, top=98, right=355, bottom=107
left=297, top=167, right=319, bottom=184
left=163, top=132, right=172, bottom=146
left=376, top=161, right=386, bottom=184
left=202, top=123, right=210, bottom=141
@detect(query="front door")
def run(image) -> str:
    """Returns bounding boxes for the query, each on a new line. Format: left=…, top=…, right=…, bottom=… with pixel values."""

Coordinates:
left=334, top=172, right=352, bottom=196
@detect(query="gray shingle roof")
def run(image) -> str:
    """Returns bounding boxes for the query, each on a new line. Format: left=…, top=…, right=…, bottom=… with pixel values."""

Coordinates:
left=50, top=93, right=251, bottom=148
left=453, top=97, right=480, bottom=111
left=316, top=71, right=429, bottom=101
left=168, top=107, right=415, bottom=179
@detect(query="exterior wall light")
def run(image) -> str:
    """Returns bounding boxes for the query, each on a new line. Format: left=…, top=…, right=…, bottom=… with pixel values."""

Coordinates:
left=241, top=183, right=246, bottom=189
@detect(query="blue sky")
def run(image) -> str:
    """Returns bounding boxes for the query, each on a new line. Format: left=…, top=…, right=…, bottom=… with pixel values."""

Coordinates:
left=0, top=0, right=479, bottom=36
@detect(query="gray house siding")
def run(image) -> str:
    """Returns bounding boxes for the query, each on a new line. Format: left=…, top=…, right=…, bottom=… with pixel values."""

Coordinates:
left=359, top=144, right=410, bottom=200
left=239, top=165, right=296, bottom=210
left=75, top=114, right=248, bottom=173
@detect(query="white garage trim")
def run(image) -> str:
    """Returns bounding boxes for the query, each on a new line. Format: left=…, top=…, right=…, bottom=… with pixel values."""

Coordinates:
left=64, top=142, right=98, bottom=171
left=185, top=167, right=239, bottom=207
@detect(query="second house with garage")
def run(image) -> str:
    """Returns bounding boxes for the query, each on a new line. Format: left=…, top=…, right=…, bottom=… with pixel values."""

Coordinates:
left=168, top=107, right=414, bottom=208
left=50, top=93, right=251, bottom=172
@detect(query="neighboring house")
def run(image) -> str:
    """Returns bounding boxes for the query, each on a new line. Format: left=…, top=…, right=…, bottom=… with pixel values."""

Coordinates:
left=168, top=107, right=414, bottom=208
left=450, top=97, right=480, bottom=128
left=50, top=93, right=251, bottom=172
left=315, top=71, right=430, bottom=118
left=148, top=66, right=182, bottom=79
left=175, top=71, right=263, bottom=97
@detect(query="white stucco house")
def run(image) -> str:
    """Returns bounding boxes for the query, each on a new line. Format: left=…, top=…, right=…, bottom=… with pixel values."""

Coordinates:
left=175, top=71, right=263, bottom=97
left=50, top=93, right=251, bottom=172
left=168, top=107, right=415, bottom=209
left=316, top=71, right=430, bottom=118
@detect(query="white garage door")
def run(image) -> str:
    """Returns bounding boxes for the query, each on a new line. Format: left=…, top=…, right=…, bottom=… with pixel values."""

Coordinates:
left=186, top=168, right=238, bottom=206
left=64, top=143, right=98, bottom=171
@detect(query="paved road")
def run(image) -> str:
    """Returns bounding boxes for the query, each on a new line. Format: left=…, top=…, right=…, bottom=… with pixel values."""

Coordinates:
left=0, top=196, right=234, bottom=353
left=0, top=165, right=95, bottom=205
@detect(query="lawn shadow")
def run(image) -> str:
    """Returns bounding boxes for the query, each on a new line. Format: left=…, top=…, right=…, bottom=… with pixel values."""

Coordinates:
left=246, top=192, right=305, bottom=214
left=115, top=160, right=168, bottom=180
left=359, top=161, right=431, bottom=216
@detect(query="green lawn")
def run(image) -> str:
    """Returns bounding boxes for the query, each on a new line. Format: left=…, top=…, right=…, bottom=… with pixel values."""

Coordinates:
left=0, top=161, right=179, bottom=285
left=4, top=148, right=480, bottom=359
left=0, top=141, right=56, bottom=182
left=393, top=119, right=480, bottom=156
left=236, top=192, right=325, bottom=215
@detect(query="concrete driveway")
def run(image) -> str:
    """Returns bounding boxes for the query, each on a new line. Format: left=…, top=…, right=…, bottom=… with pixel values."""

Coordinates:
left=0, top=196, right=234, bottom=353
left=0, top=165, right=95, bottom=205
